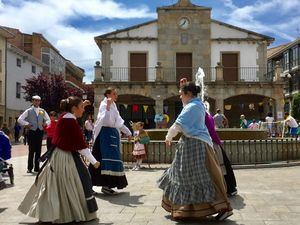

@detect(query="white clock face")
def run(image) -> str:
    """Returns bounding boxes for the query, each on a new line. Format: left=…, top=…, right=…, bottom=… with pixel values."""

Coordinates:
left=179, top=17, right=190, bottom=29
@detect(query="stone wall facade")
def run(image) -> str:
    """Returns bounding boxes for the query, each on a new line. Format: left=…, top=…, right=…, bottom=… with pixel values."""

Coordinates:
left=157, top=4, right=211, bottom=69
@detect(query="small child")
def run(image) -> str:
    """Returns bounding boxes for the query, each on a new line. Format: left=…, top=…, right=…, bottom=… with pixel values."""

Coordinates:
left=132, top=122, right=150, bottom=171
left=45, top=111, right=58, bottom=151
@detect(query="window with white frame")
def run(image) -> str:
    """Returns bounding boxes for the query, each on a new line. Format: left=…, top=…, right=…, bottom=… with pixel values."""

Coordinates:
left=292, top=46, right=299, bottom=67
left=283, top=51, right=289, bottom=71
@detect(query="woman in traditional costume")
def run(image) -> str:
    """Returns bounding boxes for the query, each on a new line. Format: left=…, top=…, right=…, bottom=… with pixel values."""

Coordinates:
left=157, top=82, right=233, bottom=221
left=205, top=110, right=237, bottom=196
left=89, top=88, right=132, bottom=195
left=18, top=96, right=100, bottom=224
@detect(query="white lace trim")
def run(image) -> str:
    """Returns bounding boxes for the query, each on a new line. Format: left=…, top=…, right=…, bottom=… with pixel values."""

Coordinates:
left=102, top=158, right=123, bottom=163
left=101, top=170, right=125, bottom=176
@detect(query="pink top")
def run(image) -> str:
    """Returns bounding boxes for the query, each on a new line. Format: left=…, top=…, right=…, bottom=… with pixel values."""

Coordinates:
left=205, top=112, right=222, bottom=145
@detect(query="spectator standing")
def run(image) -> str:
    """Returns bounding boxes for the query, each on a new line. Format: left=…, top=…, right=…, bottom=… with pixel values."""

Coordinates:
left=284, top=112, right=299, bottom=137
left=248, top=119, right=260, bottom=129
left=213, top=109, right=228, bottom=128
left=17, top=95, right=50, bottom=173
left=240, top=114, right=248, bottom=129
left=265, top=112, right=274, bottom=137
left=14, top=118, right=21, bottom=142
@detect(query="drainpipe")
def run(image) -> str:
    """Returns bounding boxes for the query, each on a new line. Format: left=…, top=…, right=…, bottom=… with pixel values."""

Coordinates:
left=4, top=39, right=7, bottom=123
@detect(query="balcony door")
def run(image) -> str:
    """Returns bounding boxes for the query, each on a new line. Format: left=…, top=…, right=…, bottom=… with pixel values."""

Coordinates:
left=130, top=53, right=147, bottom=81
left=222, top=53, right=239, bottom=81
left=176, top=53, right=192, bottom=82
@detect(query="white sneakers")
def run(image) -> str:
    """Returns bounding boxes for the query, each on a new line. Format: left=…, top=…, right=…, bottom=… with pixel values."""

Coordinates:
left=132, top=165, right=141, bottom=171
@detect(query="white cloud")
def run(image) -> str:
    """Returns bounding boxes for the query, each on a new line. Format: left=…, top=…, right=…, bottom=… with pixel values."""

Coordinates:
left=221, top=0, right=300, bottom=42
left=0, top=0, right=156, bottom=83
left=220, top=0, right=237, bottom=10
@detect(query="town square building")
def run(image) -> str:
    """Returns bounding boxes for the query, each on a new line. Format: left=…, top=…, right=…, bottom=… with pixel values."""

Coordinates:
left=267, top=38, right=300, bottom=113
left=93, top=0, right=285, bottom=127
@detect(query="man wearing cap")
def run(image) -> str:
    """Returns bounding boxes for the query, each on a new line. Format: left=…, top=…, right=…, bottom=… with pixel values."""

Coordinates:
left=17, top=95, right=50, bottom=173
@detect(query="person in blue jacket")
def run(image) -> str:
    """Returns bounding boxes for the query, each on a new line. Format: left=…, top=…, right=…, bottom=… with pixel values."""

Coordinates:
left=0, top=131, right=11, bottom=160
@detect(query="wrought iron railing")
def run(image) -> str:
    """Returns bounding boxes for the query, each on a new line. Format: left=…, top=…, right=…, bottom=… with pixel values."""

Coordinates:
left=100, top=67, right=273, bottom=82
left=162, top=67, right=216, bottom=82
left=121, top=138, right=300, bottom=165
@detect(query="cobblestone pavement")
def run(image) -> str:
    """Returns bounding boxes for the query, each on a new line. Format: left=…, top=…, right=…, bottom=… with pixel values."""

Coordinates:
left=1, top=144, right=300, bottom=225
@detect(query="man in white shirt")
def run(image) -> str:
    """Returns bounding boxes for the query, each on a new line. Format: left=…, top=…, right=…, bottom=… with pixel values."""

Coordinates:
left=17, top=95, right=50, bottom=173
left=213, top=109, right=228, bottom=128
left=284, top=112, right=299, bottom=138
left=265, top=112, right=274, bottom=137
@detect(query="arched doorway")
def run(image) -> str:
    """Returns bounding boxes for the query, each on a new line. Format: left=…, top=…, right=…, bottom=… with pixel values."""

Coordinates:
left=224, top=95, right=275, bottom=128
left=117, top=95, right=156, bottom=129
left=163, top=95, right=181, bottom=126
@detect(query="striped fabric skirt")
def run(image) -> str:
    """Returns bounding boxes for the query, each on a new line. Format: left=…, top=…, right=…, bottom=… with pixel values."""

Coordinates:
left=18, top=149, right=97, bottom=223
left=89, top=127, right=128, bottom=189
left=157, top=136, right=232, bottom=219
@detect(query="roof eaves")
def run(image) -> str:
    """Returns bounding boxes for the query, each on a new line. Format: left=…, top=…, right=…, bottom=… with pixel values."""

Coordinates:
left=94, top=19, right=158, bottom=40
left=8, top=44, right=46, bottom=67
left=0, top=26, right=15, bottom=38
left=212, top=19, right=274, bottom=41
left=268, top=38, right=300, bottom=59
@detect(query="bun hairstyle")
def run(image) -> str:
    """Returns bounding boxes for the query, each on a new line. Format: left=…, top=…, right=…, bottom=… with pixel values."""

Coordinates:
left=180, top=82, right=201, bottom=97
left=104, top=87, right=116, bottom=97
left=137, top=121, right=144, bottom=128
left=60, top=96, right=82, bottom=113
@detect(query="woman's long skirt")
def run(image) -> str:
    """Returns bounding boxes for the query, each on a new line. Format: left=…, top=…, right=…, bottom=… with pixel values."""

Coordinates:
left=220, top=145, right=237, bottom=194
left=157, top=136, right=232, bottom=219
left=89, top=127, right=128, bottom=189
left=213, top=144, right=237, bottom=194
left=18, top=149, right=97, bottom=224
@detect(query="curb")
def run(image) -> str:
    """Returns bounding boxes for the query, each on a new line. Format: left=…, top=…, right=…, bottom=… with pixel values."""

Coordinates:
left=232, top=161, right=300, bottom=169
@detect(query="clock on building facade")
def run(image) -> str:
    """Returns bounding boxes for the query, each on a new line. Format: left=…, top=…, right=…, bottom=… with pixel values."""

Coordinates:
left=178, top=17, right=190, bottom=30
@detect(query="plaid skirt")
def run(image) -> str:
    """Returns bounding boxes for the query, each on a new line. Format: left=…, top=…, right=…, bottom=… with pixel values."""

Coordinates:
left=158, top=136, right=215, bottom=205
left=157, top=136, right=232, bottom=219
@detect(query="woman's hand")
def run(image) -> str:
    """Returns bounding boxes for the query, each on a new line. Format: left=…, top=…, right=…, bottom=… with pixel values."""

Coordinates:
left=165, top=139, right=172, bottom=147
left=106, top=98, right=113, bottom=111
left=83, top=100, right=91, bottom=107
left=93, top=161, right=101, bottom=169
left=127, top=135, right=132, bottom=142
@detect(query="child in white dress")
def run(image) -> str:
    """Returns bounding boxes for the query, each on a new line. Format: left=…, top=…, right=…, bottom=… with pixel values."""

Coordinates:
left=132, top=122, right=150, bottom=170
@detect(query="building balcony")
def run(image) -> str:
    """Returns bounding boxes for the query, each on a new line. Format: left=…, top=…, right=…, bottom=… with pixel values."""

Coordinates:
left=94, top=65, right=275, bottom=84
left=65, top=74, right=85, bottom=91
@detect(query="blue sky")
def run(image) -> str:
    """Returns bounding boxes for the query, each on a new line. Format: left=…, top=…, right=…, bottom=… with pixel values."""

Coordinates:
left=1, top=0, right=300, bottom=83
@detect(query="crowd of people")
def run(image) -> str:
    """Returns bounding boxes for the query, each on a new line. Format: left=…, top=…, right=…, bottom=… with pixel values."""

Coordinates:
left=9, top=81, right=237, bottom=223
left=1, top=79, right=299, bottom=223
left=211, top=110, right=299, bottom=138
